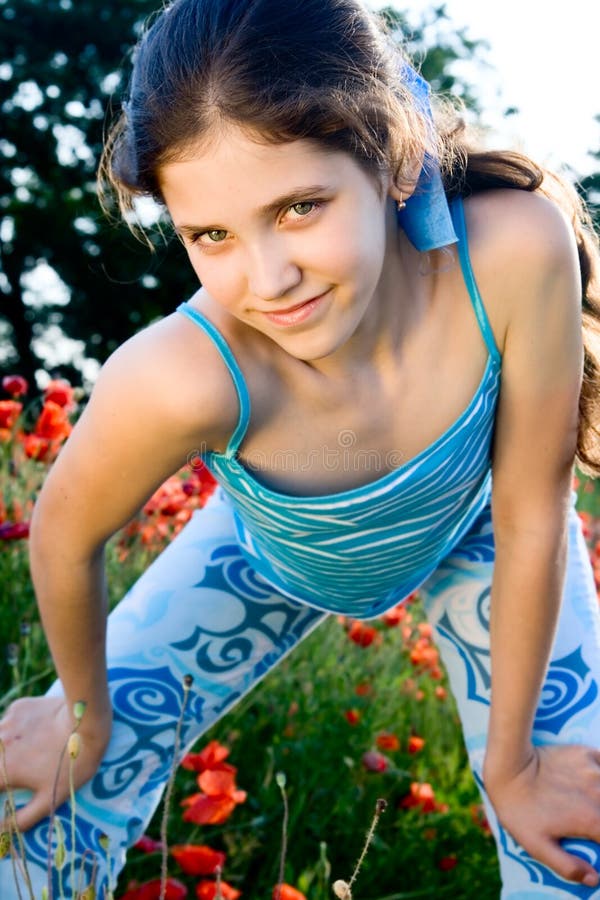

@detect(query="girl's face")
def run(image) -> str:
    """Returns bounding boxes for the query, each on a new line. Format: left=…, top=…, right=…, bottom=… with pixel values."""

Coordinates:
left=159, top=125, right=401, bottom=361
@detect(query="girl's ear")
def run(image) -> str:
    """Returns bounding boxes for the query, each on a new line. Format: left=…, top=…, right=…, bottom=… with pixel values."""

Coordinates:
left=387, top=154, right=423, bottom=204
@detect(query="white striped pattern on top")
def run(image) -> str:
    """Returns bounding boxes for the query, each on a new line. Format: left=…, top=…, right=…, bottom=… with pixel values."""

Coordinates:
left=204, top=357, right=499, bottom=618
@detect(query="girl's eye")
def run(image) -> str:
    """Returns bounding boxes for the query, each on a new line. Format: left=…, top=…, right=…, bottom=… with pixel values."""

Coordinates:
left=289, top=201, right=316, bottom=217
left=196, top=229, right=228, bottom=245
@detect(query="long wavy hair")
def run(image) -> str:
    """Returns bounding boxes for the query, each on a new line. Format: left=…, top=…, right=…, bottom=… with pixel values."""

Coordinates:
left=99, top=0, right=600, bottom=473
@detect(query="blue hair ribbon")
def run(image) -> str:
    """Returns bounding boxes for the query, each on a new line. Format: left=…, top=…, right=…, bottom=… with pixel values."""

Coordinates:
left=397, top=64, right=458, bottom=252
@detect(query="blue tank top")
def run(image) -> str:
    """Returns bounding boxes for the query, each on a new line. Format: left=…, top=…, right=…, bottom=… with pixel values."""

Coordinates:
left=176, top=197, right=501, bottom=618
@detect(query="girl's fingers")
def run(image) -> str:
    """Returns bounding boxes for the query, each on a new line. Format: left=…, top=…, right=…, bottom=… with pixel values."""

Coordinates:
left=13, top=791, right=52, bottom=835
left=535, top=839, right=600, bottom=888
left=0, top=785, right=50, bottom=835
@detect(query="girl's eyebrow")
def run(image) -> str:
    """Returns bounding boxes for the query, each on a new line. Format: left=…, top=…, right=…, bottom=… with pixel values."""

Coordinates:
left=175, top=183, right=332, bottom=236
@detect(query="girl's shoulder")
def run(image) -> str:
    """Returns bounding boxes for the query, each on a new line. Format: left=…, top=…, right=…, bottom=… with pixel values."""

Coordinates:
left=464, top=188, right=577, bottom=278
left=460, top=189, right=580, bottom=349
left=97, top=294, right=241, bottom=453
left=462, top=187, right=576, bottom=261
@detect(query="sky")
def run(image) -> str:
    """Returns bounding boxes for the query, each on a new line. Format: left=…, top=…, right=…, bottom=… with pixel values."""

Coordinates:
left=370, top=0, right=600, bottom=177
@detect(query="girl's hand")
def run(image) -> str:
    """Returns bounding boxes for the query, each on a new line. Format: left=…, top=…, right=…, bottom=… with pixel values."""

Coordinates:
left=0, top=695, right=111, bottom=832
left=485, top=743, right=600, bottom=888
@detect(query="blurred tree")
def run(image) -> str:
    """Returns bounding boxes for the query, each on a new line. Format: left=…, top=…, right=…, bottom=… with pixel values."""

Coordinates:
left=0, top=0, right=195, bottom=388
left=378, top=3, right=485, bottom=107
left=579, top=116, right=600, bottom=232
left=0, top=0, right=483, bottom=389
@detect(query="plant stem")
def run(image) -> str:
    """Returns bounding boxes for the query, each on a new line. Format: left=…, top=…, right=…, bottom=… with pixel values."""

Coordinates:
left=274, top=772, right=289, bottom=900
left=47, top=740, right=68, bottom=900
left=69, top=755, right=77, bottom=897
left=347, top=798, right=387, bottom=892
left=0, top=741, right=35, bottom=899
left=54, top=818, right=65, bottom=900
left=0, top=667, right=54, bottom=714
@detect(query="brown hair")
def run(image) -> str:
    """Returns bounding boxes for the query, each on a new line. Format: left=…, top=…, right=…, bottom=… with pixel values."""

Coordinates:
left=99, top=0, right=600, bottom=473
left=100, top=0, right=431, bottom=212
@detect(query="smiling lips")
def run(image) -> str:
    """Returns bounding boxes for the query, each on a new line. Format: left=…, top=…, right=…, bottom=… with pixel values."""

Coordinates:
left=262, top=291, right=329, bottom=327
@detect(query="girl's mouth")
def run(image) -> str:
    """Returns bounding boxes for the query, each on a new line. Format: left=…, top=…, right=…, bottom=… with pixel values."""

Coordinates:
left=262, top=291, right=330, bottom=327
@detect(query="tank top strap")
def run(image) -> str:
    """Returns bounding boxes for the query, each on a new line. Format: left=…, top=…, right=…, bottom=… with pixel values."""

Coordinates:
left=176, top=301, right=251, bottom=458
left=449, top=197, right=501, bottom=365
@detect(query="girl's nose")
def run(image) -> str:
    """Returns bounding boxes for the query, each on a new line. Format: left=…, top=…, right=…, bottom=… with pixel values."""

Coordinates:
left=245, top=236, right=302, bottom=301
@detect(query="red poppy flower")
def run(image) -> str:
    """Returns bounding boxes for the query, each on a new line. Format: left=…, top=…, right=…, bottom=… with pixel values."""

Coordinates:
left=2, top=375, right=28, bottom=397
left=181, top=740, right=230, bottom=773
left=21, top=432, right=51, bottom=461
left=409, top=638, right=439, bottom=671
left=0, top=400, right=22, bottom=429
left=344, top=709, right=361, bottom=725
left=354, top=681, right=372, bottom=696
left=376, top=733, right=399, bottom=752
left=34, top=400, right=72, bottom=441
left=381, top=604, right=408, bottom=627
left=181, top=793, right=238, bottom=826
left=44, top=379, right=75, bottom=409
left=0, top=521, right=30, bottom=541
left=438, top=856, right=458, bottom=871
left=197, top=768, right=241, bottom=797
left=133, top=835, right=164, bottom=853
left=361, top=750, right=388, bottom=773
left=273, top=885, right=307, bottom=900
left=407, top=735, right=425, bottom=754
left=400, top=782, right=439, bottom=813
left=171, top=844, right=226, bottom=876
left=119, top=877, right=188, bottom=899
left=347, top=620, right=381, bottom=648
left=470, top=803, right=492, bottom=835
left=195, top=880, right=241, bottom=899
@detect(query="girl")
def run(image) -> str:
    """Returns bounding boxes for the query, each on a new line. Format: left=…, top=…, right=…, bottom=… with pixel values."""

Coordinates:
left=2, top=0, right=600, bottom=896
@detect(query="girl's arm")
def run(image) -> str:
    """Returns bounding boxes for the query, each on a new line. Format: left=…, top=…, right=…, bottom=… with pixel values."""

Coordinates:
left=0, top=313, right=236, bottom=832
left=478, top=191, right=600, bottom=886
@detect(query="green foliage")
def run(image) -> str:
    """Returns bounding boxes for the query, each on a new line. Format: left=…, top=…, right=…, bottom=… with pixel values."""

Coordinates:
left=579, top=116, right=600, bottom=233
left=0, top=0, right=195, bottom=387
left=120, top=614, right=502, bottom=899
left=377, top=4, right=486, bottom=109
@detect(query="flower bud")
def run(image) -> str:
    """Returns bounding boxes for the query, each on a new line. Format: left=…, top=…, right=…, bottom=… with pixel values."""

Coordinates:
left=0, top=832, right=11, bottom=859
left=333, top=880, right=352, bottom=899
left=98, top=833, right=110, bottom=852
left=73, top=700, right=87, bottom=722
left=67, top=732, right=81, bottom=759
left=54, top=841, right=66, bottom=870
left=2, top=375, right=28, bottom=398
